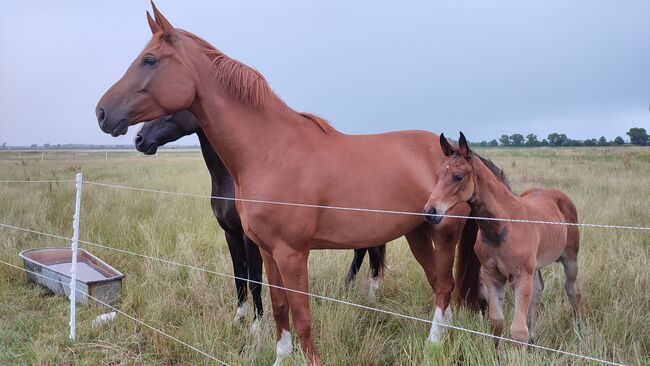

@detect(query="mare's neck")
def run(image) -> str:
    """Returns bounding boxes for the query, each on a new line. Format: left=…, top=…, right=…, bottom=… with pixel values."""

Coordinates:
left=187, top=54, right=307, bottom=182
left=470, top=159, right=520, bottom=245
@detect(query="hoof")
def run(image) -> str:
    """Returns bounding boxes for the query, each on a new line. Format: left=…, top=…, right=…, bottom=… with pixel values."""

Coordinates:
left=250, top=318, right=261, bottom=334
left=233, top=303, right=248, bottom=325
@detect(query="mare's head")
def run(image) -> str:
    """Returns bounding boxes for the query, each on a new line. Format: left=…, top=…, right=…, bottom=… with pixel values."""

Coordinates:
left=96, top=3, right=197, bottom=136
left=135, top=111, right=200, bottom=155
left=424, top=132, right=476, bottom=224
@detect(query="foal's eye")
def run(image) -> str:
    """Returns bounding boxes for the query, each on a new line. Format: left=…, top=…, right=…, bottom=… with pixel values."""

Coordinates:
left=453, top=175, right=464, bottom=182
left=143, top=55, right=158, bottom=67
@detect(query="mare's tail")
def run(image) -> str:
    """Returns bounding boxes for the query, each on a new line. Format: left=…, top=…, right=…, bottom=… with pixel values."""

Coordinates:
left=453, top=214, right=484, bottom=310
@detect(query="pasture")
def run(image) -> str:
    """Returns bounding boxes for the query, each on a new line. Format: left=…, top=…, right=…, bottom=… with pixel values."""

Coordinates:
left=0, top=147, right=648, bottom=365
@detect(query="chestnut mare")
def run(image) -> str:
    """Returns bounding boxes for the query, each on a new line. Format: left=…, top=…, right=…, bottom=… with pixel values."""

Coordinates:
left=96, top=4, right=480, bottom=364
left=134, top=111, right=387, bottom=302
left=424, top=133, right=581, bottom=346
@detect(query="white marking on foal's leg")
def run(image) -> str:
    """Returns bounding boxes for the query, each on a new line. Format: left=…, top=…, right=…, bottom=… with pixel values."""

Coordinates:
left=428, top=306, right=453, bottom=343
left=232, top=302, right=248, bottom=325
left=368, top=276, right=381, bottom=299
left=272, top=329, right=292, bottom=366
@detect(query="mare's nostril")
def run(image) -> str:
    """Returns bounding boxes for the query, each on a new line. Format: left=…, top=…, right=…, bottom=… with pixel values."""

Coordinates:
left=97, top=108, right=106, bottom=123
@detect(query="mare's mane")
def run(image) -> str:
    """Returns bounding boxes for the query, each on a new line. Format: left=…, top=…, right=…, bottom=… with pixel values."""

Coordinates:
left=176, top=30, right=335, bottom=134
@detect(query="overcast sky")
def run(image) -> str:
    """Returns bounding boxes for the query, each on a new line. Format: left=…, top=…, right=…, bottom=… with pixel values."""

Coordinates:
left=1, top=1, right=648, bottom=146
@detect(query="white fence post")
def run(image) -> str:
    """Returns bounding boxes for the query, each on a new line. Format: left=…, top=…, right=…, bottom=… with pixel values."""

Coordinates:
left=69, top=172, right=83, bottom=340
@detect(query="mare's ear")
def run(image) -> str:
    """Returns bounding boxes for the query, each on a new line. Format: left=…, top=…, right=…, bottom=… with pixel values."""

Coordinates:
left=439, top=133, right=456, bottom=157
left=146, top=11, right=161, bottom=34
left=151, top=1, right=179, bottom=43
left=458, top=132, right=473, bottom=160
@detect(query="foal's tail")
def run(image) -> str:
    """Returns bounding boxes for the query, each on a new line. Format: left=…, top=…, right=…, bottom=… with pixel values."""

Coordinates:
left=453, top=215, right=484, bottom=310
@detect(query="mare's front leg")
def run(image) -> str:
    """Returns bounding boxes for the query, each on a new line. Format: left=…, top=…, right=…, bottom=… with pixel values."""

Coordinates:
left=428, top=203, right=470, bottom=342
left=273, top=245, right=320, bottom=366
left=258, top=248, right=292, bottom=366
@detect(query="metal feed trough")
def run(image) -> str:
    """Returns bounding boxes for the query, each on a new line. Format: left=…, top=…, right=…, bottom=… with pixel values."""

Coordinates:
left=19, top=247, right=124, bottom=308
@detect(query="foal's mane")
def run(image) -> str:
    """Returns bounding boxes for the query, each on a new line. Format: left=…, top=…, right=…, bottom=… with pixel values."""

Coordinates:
left=177, top=30, right=335, bottom=134
left=477, top=156, right=512, bottom=192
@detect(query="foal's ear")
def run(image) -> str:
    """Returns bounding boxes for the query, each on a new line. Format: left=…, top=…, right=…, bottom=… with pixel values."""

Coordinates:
left=146, top=11, right=161, bottom=34
left=458, top=132, right=473, bottom=160
left=151, top=1, right=179, bottom=42
left=439, top=133, right=456, bottom=157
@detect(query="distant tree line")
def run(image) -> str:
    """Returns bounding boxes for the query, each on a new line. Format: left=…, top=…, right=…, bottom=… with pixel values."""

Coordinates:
left=471, top=127, right=648, bottom=148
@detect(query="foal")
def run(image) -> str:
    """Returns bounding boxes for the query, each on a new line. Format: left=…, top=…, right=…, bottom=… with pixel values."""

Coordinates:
left=424, top=133, right=581, bottom=345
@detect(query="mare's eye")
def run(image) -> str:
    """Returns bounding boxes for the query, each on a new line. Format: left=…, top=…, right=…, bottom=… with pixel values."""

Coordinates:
left=143, top=55, right=158, bottom=66
left=453, top=175, right=464, bottom=182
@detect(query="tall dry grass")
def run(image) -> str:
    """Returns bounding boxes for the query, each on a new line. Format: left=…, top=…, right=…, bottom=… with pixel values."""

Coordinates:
left=0, top=147, right=648, bottom=365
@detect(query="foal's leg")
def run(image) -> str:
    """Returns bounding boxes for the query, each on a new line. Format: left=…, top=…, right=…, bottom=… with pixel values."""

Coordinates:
left=483, top=269, right=506, bottom=349
left=244, top=236, right=264, bottom=332
left=527, top=269, right=545, bottom=343
left=224, top=230, right=249, bottom=325
left=345, top=248, right=367, bottom=285
left=560, top=249, right=582, bottom=320
left=273, top=246, right=320, bottom=366
left=510, top=270, right=534, bottom=344
left=258, top=249, right=292, bottom=366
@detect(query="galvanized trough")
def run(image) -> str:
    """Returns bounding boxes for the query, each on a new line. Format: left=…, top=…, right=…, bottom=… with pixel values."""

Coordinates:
left=19, top=247, right=124, bottom=308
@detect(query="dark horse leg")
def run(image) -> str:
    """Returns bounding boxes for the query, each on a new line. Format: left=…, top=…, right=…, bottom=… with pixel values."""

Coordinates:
left=244, top=236, right=264, bottom=330
left=222, top=228, right=249, bottom=325
left=367, top=245, right=386, bottom=298
left=345, top=248, right=367, bottom=284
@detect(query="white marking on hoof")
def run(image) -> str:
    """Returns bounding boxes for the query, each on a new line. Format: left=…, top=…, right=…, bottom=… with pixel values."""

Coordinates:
left=428, top=306, right=452, bottom=343
left=250, top=318, right=261, bottom=334
left=273, top=329, right=292, bottom=366
left=233, top=303, right=247, bottom=325
left=368, top=277, right=381, bottom=299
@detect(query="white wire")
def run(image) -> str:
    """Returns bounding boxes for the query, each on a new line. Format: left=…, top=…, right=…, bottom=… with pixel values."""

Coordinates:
left=83, top=180, right=650, bottom=232
left=0, top=222, right=625, bottom=365
left=0, top=259, right=230, bottom=366
left=0, top=180, right=75, bottom=183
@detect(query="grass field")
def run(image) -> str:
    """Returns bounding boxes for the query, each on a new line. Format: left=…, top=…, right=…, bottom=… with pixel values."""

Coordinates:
left=0, top=147, right=648, bottom=365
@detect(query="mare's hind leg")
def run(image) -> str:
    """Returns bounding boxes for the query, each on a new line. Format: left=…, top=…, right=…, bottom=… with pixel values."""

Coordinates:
left=527, top=269, right=545, bottom=343
left=244, top=236, right=264, bottom=332
left=223, top=230, right=249, bottom=325
left=345, top=248, right=367, bottom=285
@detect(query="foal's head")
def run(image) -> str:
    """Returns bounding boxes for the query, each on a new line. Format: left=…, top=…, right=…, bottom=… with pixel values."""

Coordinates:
left=135, top=111, right=200, bottom=155
left=424, top=132, right=476, bottom=224
left=96, top=3, right=198, bottom=136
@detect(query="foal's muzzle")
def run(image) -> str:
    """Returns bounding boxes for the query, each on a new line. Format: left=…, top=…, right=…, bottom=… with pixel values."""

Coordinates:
left=424, top=207, right=443, bottom=225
